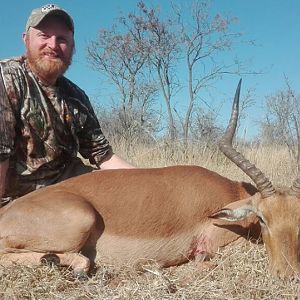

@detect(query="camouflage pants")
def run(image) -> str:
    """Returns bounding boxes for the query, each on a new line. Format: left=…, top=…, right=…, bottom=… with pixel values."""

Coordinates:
left=2, top=157, right=96, bottom=205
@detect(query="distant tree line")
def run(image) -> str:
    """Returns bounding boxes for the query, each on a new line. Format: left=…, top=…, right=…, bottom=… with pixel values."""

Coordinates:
left=87, top=0, right=300, bottom=165
left=259, top=77, right=300, bottom=170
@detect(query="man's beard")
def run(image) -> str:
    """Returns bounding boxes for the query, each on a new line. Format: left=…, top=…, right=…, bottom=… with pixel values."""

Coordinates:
left=26, top=47, right=73, bottom=83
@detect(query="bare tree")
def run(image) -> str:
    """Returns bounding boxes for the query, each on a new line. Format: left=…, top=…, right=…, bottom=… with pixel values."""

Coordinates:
left=127, top=1, right=181, bottom=141
left=191, top=106, right=222, bottom=144
left=87, top=0, right=256, bottom=144
left=174, top=1, right=250, bottom=143
left=259, top=78, right=300, bottom=169
left=87, top=22, right=158, bottom=138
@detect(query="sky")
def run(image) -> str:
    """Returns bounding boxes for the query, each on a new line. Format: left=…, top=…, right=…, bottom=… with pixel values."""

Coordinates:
left=0, top=0, right=299, bottom=138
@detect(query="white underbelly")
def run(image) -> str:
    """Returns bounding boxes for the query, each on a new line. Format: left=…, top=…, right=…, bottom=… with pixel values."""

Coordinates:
left=93, top=226, right=209, bottom=267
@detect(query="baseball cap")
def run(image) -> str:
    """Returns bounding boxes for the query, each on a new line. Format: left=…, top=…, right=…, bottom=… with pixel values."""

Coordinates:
left=25, top=4, right=74, bottom=33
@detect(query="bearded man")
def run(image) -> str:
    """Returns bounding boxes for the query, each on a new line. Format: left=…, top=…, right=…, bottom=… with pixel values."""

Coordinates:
left=0, top=4, right=134, bottom=203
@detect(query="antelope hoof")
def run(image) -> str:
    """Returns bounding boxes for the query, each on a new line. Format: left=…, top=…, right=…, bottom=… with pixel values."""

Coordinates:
left=40, top=253, right=60, bottom=266
left=73, top=270, right=89, bottom=281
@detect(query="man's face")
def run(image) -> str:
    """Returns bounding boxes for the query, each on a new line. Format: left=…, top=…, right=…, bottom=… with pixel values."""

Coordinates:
left=23, top=15, right=75, bottom=84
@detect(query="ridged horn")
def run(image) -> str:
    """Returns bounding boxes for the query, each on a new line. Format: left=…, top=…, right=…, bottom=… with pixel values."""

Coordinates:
left=289, top=178, right=300, bottom=198
left=219, top=79, right=275, bottom=198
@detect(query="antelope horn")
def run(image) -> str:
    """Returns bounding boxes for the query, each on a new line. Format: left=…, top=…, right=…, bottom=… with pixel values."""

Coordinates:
left=219, top=79, right=275, bottom=198
left=289, top=178, right=300, bottom=198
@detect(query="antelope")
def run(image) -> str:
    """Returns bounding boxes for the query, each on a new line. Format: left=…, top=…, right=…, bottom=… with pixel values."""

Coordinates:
left=0, top=80, right=299, bottom=280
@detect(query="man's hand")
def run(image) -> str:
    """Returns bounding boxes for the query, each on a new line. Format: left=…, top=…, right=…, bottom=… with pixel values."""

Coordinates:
left=98, top=153, right=135, bottom=170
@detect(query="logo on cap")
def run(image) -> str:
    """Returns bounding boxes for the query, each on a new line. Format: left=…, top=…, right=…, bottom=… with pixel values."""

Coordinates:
left=41, top=4, right=60, bottom=13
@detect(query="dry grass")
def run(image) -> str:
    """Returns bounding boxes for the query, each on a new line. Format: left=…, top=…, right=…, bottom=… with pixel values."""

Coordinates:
left=1, top=142, right=299, bottom=299
left=122, top=141, right=297, bottom=185
left=0, top=244, right=299, bottom=299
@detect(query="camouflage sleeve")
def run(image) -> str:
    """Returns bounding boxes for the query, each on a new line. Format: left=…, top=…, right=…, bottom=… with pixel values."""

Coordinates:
left=0, top=72, right=16, bottom=162
left=77, top=96, right=112, bottom=166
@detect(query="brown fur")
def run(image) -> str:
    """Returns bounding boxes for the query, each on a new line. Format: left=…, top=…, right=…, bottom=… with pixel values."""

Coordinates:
left=0, top=165, right=260, bottom=274
left=58, top=166, right=255, bottom=237
left=254, top=193, right=300, bottom=278
left=211, top=188, right=300, bottom=279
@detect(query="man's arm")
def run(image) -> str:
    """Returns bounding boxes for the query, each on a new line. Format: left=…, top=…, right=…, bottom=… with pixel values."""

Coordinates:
left=97, top=153, right=135, bottom=170
left=0, top=160, right=9, bottom=199
left=0, top=69, right=16, bottom=200
left=73, top=90, right=136, bottom=170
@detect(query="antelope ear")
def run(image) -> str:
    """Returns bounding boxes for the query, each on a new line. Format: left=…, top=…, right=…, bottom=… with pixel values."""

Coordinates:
left=209, top=193, right=261, bottom=222
left=209, top=206, right=256, bottom=221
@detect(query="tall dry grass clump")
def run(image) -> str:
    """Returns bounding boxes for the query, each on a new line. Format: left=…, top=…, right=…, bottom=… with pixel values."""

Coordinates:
left=0, top=141, right=299, bottom=299
left=119, top=140, right=296, bottom=185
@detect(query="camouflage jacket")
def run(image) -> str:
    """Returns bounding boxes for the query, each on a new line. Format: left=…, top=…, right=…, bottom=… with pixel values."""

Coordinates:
left=0, top=56, right=111, bottom=198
